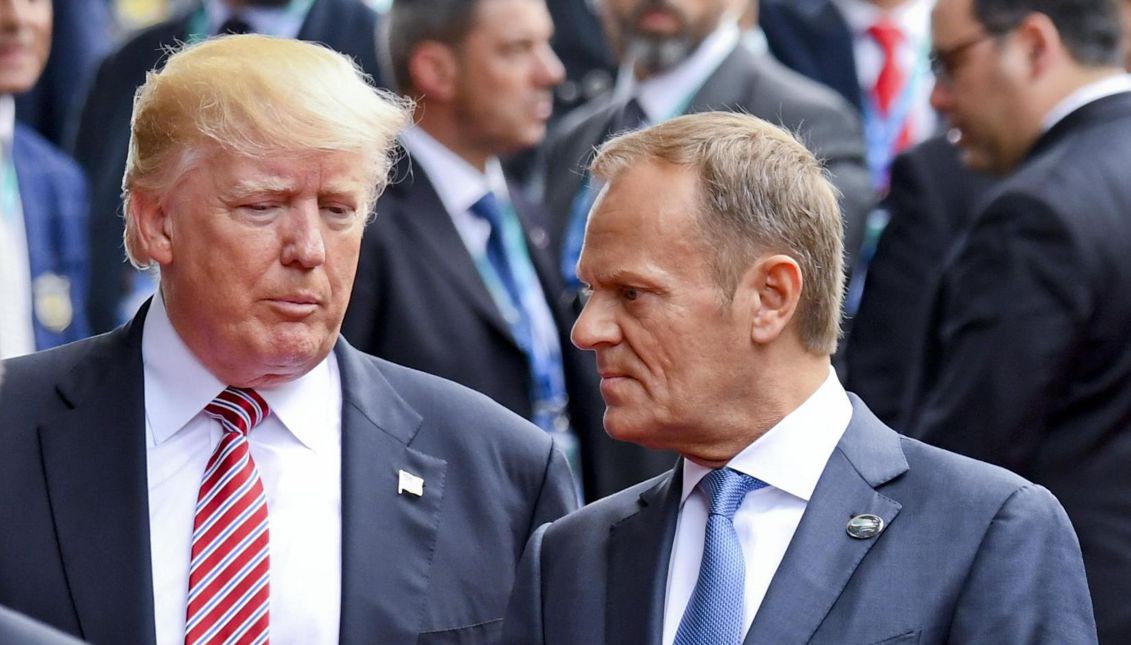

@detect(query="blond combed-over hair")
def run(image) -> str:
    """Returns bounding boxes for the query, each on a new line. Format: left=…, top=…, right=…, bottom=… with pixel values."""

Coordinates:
left=589, top=111, right=845, bottom=355
left=122, top=34, right=413, bottom=268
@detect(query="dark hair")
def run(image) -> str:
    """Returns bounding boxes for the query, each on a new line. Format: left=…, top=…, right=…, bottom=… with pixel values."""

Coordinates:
left=972, top=0, right=1122, bottom=66
left=379, top=0, right=481, bottom=94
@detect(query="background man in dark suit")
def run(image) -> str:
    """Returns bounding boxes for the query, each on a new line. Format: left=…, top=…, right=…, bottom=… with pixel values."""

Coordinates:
left=0, top=0, right=90, bottom=358
left=0, top=34, right=574, bottom=644
left=539, top=0, right=872, bottom=300
left=69, top=0, right=385, bottom=335
left=502, top=112, right=1097, bottom=645
left=844, top=135, right=993, bottom=428
left=908, top=0, right=1131, bottom=641
left=343, top=0, right=674, bottom=501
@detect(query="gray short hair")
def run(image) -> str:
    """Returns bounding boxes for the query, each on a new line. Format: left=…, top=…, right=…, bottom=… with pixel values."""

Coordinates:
left=590, top=112, right=845, bottom=355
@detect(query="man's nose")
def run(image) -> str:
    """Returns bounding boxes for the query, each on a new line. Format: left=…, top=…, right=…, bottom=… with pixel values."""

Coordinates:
left=535, top=42, right=566, bottom=88
left=571, top=294, right=619, bottom=350
left=281, top=202, right=327, bottom=269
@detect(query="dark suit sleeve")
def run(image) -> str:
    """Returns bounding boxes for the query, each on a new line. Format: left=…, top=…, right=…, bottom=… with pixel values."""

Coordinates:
left=502, top=523, right=549, bottom=645
left=912, top=193, right=1088, bottom=471
left=0, top=605, right=85, bottom=645
left=527, top=445, right=577, bottom=535
left=949, top=485, right=1097, bottom=643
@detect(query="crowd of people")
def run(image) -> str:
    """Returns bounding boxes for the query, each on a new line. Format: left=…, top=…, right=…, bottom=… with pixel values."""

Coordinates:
left=0, top=0, right=1128, bottom=643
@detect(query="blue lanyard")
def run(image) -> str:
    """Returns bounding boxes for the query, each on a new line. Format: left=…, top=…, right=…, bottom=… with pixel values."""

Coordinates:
left=861, top=42, right=929, bottom=191
left=0, top=146, right=21, bottom=224
left=184, top=0, right=313, bottom=41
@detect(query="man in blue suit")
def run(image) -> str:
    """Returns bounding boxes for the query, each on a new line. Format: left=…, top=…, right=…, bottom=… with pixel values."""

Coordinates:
left=0, top=0, right=90, bottom=357
left=0, top=35, right=574, bottom=644
left=502, top=112, right=1097, bottom=644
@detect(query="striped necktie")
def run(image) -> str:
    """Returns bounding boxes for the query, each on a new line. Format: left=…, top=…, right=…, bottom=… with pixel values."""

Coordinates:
left=185, top=387, right=271, bottom=645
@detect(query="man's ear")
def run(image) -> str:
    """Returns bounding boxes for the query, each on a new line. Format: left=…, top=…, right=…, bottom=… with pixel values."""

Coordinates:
left=130, top=189, right=174, bottom=267
left=408, top=41, right=460, bottom=101
left=738, top=254, right=803, bottom=345
left=1013, top=12, right=1062, bottom=79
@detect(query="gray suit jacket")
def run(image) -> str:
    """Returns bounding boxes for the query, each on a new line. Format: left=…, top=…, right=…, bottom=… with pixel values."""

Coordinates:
left=503, top=396, right=1097, bottom=644
left=538, top=44, right=873, bottom=279
left=0, top=302, right=576, bottom=644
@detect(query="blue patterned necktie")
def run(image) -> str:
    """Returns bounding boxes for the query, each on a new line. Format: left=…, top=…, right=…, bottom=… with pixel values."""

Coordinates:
left=674, top=468, right=768, bottom=645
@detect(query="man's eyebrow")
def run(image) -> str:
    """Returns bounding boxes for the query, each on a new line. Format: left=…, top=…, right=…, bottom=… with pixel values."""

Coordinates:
left=227, top=176, right=294, bottom=197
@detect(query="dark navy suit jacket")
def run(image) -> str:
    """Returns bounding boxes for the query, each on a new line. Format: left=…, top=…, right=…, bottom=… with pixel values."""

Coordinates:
left=14, top=122, right=90, bottom=350
left=0, top=302, right=576, bottom=644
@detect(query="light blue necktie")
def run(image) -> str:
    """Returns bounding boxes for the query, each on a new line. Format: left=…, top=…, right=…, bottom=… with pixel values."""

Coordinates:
left=674, top=468, right=768, bottom=645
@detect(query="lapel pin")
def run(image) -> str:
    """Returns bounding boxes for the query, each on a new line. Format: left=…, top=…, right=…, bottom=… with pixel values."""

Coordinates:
left=398, top=469, right=424, bottom=497
left=846, top=513, right=885, bottom=539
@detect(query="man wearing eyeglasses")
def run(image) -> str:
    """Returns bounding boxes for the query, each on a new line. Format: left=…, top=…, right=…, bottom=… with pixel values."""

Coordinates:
left=907, top=1, right=1131, bottom=643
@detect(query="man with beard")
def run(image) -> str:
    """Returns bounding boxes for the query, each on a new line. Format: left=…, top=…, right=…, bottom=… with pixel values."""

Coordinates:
left=538, top=0, right=872, bottom=303
left=69, top=0, right=385, bottom=336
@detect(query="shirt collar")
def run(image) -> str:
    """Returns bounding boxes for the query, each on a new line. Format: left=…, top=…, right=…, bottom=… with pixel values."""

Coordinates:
left=621, top=20, right=741, bottom=123
left=205, top=0, right=314, bottom=38
left=1041, top=73, right=1131, bottom=133
left=141, top=291, right=336, bottom=452
left=681, top=368, right=852, bottom=504
left=0, top=95, right=15, bottom=146
left=398, top=125, right=510, bottom=215
left=833, top=0, right=932, bottom=43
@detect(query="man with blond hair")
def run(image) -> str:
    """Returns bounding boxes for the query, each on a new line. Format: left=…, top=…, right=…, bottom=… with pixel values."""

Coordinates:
left=502, top=111, right=1096, bottom=645
left=0, top=35, right=574, bottom=644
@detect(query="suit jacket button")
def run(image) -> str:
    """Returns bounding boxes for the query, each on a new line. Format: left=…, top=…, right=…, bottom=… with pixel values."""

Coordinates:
left=846, top=513, right=885, bottom=539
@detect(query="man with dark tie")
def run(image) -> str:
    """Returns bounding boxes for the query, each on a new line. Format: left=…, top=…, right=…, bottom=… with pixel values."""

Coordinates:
left=0, top=34, right=574, bottom=644
left=343, top=0, right=674, bottom=501
left=70, top=0, right=385, bottom=336
left=502, top=112, right=1097, bottom=645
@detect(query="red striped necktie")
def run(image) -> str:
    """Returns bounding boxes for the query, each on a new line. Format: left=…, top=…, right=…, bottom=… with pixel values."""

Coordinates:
left=185, top=387, right=271, bottom=645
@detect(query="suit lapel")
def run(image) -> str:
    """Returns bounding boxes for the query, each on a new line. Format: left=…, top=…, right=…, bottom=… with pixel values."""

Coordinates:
left=384, top=159, right=515, bottom=341
left=335, top=340, right=447, bottom=643
left=607, top=466, right=683, bottom=644
left=1026, top=90, right=1131, bottom=161
left=744, top=397, right=907, bottom=645
left=37, top=309, right=156, bottom=644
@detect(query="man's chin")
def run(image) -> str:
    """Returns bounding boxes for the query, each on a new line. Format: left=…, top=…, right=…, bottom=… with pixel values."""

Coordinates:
left=626, top=36, right=694, bottom=77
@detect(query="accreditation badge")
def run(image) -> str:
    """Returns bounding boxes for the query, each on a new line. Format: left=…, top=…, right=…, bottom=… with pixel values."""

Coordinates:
left=32, top=272, right=73, bottom=333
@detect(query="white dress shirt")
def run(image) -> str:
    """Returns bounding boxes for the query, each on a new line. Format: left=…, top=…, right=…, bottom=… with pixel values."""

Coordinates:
left=398, top=126, right=562, bottom=376
left=0, top=94, right=34, bottom=359
left=834, top=0, right=937, bottom=144
left=1041, top=73, right=1131, bottom=133
left=143, top=293, right=342, bottom=645
left=662, top=369, right=853, bottom=644
left=620, top=20, right=741, bottom=124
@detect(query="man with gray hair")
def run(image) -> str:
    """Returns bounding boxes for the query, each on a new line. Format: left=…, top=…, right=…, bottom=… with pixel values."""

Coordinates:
left=0, top=34, right=574, bottom=644
left=503, top=111, right=1096, bottom=645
